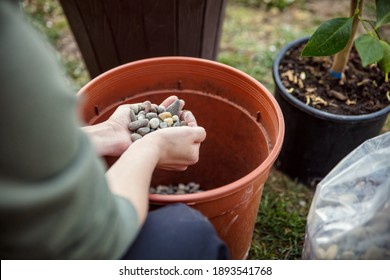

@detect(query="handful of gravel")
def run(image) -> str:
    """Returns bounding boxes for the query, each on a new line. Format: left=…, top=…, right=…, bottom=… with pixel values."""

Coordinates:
left=129, top=99, right=203, bottom=195
left=128, top=99, right=188, bottom=141
left=150, top=182, right=203, bottom=195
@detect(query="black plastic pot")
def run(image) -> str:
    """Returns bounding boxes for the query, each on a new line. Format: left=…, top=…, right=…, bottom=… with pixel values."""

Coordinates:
left=273, top=37, right=390, bottom=187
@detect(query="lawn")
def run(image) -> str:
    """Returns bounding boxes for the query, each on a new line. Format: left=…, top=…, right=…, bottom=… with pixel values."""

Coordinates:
left=22, top=0, right=389, bottom=260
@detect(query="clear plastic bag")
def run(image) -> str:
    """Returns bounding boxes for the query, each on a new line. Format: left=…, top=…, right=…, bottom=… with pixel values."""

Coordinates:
left=303, top=131, right=390, bottom=259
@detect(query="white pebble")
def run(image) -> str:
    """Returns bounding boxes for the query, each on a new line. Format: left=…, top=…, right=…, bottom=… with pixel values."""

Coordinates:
left=149, top=118, right=160, bottom=129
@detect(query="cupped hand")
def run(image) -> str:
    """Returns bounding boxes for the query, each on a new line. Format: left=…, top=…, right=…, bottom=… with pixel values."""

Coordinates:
left=86, top=96, right=199, bottom=157
left=140, top=126, right=206, bottom=171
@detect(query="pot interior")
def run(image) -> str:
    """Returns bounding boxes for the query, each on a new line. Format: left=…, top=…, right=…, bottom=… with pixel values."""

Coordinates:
left=88, top=89, right=270, bottom=191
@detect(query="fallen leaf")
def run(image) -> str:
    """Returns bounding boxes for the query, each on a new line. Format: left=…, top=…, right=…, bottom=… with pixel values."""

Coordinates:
left=293, top=75, right=298, bottom=84
left=330, top=89, right=347, bottom=101
left=298, top=79, right=304, bottom=88
left=305, top=95, right=310, bottom=105
left=282, top=70, right=295, bottom=82
left=357, top=78, right=370, bottom=86
left=310, top=94, right=328, bottom=106
left=305, top=87, right=317, bottom=93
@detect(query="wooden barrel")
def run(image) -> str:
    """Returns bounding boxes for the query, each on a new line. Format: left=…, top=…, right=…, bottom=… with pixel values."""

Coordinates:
left=59, top=0, right=227, bottom=78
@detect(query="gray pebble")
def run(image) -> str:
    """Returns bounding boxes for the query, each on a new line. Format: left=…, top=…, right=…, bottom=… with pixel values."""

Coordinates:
left=137, top=127, right=151, bottom=136
left=131, top=133, right=142, bottom=142
left=159, top=122, right=168, bottom=129
left=149, top=106, right=157, bottom=113
left=130, top=104, right=139, bottom=114
left=128, top=99, right=192, bottom=142
left=128, top=119, right=149, bottom=131
left=142, top=101, right=152, bottom=113
left=369, top=222, right=389, bottom=235
left=156, top=105, right=165, bottom=114
left=166, top=99, right=181, bottom=116
left=137, top=111, right=146, bottom=120
left=176, top=189, right=186, bottom=195
left=129, top=109, right=137, bottom=122
left=146, top=112, right=158, bottom=120
left=156, top=185, right=170, bottom=194
left=362, top=246, right=384, bottom=259
left=368, top=213, right=390, bottom=234
left=151, top=182, right=203, bottom=195
left=188, top=182, right=200, bottom=192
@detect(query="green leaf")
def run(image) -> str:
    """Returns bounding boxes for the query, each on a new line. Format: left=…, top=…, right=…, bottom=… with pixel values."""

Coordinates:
left=355, top=34, right=384, bottom=66
left=376, top=0, right=390, bottom=28
left=378, top=40, right=390, bottom=81
left=302, top=18, right=353, bottom=57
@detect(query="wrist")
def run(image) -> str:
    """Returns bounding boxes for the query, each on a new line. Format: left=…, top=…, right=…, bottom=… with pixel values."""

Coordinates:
left=127, top=134, right=162, bottom=163
left=107, top=137, right=161, bottom=223
left=81, top=121, right=130, bottom=157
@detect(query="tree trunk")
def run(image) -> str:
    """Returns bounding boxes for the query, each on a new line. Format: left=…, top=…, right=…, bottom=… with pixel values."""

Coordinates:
left=331, top=0, right=364, bottom=77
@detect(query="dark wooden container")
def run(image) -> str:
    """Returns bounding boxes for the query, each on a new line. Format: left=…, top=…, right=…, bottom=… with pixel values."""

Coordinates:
left=59, top=0, right=227, bottom=78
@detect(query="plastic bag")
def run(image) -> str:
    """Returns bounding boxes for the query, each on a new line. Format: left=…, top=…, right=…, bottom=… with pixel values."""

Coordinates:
left=303, top=131, right=390, bottom=259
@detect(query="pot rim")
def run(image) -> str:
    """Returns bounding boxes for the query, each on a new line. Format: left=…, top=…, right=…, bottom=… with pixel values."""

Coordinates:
left=272, top=36, right=390, bottom=123
left=80, top=56, right=285, bottom=204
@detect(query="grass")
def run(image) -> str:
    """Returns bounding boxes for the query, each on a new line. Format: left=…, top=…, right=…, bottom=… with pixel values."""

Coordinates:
left=22, top=0, right=389, bottom=260
left=249, top=170, right=313, bottom=259
left=218, top=1, right=311, bottom=92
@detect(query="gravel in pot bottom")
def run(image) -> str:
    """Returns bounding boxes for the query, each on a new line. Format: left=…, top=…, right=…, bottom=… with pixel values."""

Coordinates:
left=150, top=182, right=203, bottom=195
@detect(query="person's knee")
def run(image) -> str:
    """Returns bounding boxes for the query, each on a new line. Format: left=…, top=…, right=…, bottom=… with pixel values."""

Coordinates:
left=158, top=203, right=229, bottom=259
left=164, top=203, right=209, bottom=223
left=122, top=203, right=230, bottom=259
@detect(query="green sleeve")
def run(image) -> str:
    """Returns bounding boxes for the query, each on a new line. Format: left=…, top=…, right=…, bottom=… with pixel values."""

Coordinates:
left=0, top=2, right=139, bottom=259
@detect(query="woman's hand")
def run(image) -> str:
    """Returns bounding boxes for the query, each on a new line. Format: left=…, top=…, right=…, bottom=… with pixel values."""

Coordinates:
left=80, top=104, right=132, bottom=157
left=106, top=124, right=206, bottom=223
left=141, top=126, right=206, bottom=171
left=81, top=95, right=195, bottom=157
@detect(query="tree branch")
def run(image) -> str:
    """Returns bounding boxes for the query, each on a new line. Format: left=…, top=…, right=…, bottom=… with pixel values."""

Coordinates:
left=330, top=0, right=364, bottom=77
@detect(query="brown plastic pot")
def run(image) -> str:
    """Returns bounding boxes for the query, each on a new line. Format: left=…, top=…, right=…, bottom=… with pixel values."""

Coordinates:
left=77, top=57, right=284, bottom=259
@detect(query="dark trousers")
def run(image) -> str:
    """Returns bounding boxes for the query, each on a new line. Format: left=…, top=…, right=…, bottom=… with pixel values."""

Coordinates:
left=121, top=203, right=230, bottom=260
